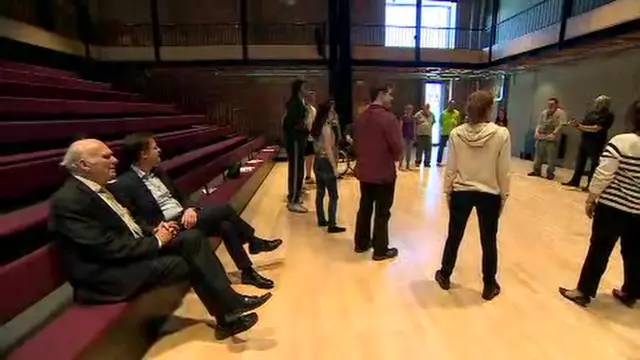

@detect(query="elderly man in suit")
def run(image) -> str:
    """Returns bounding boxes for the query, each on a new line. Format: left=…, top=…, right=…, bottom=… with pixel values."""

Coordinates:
left=50, top=139, right=271, bottom=340
left=107, top=133, right=282, bottom=290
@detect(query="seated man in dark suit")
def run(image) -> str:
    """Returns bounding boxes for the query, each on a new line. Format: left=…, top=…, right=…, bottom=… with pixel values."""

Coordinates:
left=108, top=133, right=282, bottom=290
left=50, top=139, right=272, bottom=340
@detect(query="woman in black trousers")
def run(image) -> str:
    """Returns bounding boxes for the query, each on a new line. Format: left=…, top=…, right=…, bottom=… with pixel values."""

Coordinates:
left=434, top=91, right=512, bottom=301
left=282, top=79, right=309, bottom=213
left=559, top=101, right=640, bottom=308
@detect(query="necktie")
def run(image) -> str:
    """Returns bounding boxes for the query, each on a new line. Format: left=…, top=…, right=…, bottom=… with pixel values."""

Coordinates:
left=99, top=188, right=143, bottom=238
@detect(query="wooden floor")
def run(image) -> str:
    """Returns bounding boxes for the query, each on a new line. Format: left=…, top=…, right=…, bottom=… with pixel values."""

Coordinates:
left=144, top=158, right=640, bottom=360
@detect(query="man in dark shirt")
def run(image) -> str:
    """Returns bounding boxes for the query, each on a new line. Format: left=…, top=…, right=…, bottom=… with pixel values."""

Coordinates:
left=353, top=84, right=403, bottom=261
left=563, top=95, right=615, bottom=190
left=282, top=79, right=309, bottom=213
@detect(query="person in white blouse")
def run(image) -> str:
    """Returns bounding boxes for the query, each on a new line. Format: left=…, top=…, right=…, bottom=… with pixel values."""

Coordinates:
left=559, top=100, right=640, bottom=308
left=434, top=90, right=511, bottom=301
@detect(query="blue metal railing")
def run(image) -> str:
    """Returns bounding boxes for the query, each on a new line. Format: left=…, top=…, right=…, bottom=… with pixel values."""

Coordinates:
left=571, top=0, right=616, bottom=17
left=495, top=0, right=563, bottom=44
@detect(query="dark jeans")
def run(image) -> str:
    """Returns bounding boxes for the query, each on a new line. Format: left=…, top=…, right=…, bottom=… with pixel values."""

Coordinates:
left=145, top=229, right=242, bottom=319
left=567, top=140, right=605, bottom=187
left=354, top=181, right=395, bottom=255
left=576, top=204, right=640, bottom=298
left=437, top=135, right=450, bottom=164
left=285, top=135, right=306, bottom=204
left=194, top=204, right=256, bottom=271
left=314, top=156, right=339, bottom=226
left=440, top=191, right=502, bottom=285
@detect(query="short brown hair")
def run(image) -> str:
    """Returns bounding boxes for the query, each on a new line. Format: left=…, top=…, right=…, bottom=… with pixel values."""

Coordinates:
left=466, top=90, right=495, bottom=124
left=369, top=84, right=392, bottom=102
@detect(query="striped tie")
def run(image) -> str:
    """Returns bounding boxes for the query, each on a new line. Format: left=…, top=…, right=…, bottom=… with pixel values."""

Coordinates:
left=99, top=188, right=144, bottom=238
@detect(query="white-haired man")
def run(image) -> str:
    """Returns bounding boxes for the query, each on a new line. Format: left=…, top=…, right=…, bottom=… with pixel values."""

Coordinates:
left=563, top=95, right=615, bottom=190
left=50, top=139, right=271, bottom=340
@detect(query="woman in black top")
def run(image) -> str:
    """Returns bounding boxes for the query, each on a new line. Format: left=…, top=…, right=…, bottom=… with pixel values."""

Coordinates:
left=563, top=95, right=615, bottom=190
left=282, top=79, right=309, bottom=213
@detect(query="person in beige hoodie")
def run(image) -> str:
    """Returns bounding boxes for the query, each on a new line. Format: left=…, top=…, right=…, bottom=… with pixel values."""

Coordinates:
left=434, top=90, right=511, bottom=301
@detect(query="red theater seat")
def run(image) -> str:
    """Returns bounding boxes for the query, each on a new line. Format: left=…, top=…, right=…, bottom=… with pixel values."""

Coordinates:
left=0, top=97, right=178, bottom=119
left=0, top=69, right=109, bottom=91
left=0, top=60, right=79, bottom=79
left=0, top=115, right=207, bottom=145
left=0, top=80, right=144, bottom=102
left=0, top=127, right=234, bottom=201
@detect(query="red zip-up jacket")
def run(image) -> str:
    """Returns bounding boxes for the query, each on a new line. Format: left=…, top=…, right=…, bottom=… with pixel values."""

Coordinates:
left=354, top=104, right=403, bottom=184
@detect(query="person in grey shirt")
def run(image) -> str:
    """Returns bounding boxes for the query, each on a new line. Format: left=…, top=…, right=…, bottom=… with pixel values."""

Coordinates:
left=414, top=103, right=436, bottom=167
left=528, top=97, right=567, bottom=180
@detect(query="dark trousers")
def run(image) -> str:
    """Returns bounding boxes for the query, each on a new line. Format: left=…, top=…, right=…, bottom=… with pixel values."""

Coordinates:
left=576, top=204, right=640, bottom=298
left=567, top=140, right=605, bottom=187
left=285, top=135, right=306, bottom=204
left=354, top=181, right=395, bottom=255
left=194, top=204, right=256, bottom=271
left=145, top=229, right=241, bottom=319
left=437, top=135, right=450, bottom=164
left=314, top=156, right=339, bottom=226
left=440, top=191, right=502, bottom=285
left=415, top=135, right=432, bottom=166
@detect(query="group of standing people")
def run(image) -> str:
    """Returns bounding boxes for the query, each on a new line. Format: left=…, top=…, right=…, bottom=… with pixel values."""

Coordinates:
left=283, top=79, right=639, bottom=306
left=528, top=95, right=615, bottom=189
left=397, top=101, right=463, bottom=170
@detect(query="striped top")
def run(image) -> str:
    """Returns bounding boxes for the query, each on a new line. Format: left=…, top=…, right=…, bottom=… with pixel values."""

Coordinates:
left=589, top=133, right=640, bottom=215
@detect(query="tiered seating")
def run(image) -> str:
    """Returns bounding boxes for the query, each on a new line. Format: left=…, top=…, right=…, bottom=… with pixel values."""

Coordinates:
left=0, top=61, right=278, bottom=360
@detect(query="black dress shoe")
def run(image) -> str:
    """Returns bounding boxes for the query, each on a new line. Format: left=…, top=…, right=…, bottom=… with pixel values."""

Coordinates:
left=318, top=220, right=328, bottom=227
left=612, top=289, right=636, bottom=308
left=562, top=181, right=579, bottom=187
left=232, top=292, right=272, bottom=315
left=215, top=312, right=259, bottom=340
left=559, top=287, right=590, bottom=307
left=372, top=248, right=398, bottom=261
left=435, top=270, right=451, bottom=290
left=249, top=238, right=283, bottom=254
left=482, top=283, right=501, bottom=301
left=328, top=225, right=346, bottom=233
left=354, top=245, right=371, bottom=253
left=241, top=270, right=275, bottom=289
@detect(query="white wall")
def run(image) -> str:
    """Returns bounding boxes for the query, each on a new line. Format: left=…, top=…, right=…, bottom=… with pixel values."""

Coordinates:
left=506, top=47, right=640, bottom=167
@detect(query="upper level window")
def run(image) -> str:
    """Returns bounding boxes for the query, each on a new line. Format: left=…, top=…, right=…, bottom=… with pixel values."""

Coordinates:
left=385, top=0, right=457, bottom=48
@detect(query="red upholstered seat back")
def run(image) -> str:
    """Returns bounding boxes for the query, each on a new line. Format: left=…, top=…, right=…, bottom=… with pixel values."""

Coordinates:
left=0, top=244, right=66, bottom=324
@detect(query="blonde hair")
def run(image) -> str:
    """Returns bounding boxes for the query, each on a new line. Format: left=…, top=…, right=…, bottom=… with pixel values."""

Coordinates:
left=466, top=90, right=495, bottom=124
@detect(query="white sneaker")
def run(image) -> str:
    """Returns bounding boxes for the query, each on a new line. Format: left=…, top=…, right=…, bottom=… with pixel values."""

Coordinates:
left=287, top=203, right=308, bottom=213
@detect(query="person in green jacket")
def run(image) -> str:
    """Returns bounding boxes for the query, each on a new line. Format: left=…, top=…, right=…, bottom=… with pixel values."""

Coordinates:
left=437, top=100, right=461, bottom=166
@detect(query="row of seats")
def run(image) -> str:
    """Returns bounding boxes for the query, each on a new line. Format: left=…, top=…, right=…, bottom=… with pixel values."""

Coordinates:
left=0, top=59, right=278, bottom=360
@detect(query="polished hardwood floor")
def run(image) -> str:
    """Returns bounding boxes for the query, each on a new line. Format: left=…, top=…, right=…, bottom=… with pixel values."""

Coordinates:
left=145, top=158, right=640, bottom=360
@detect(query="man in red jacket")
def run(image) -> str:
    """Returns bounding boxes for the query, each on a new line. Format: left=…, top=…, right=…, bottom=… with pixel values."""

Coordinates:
left=353, top=84, right=403, bottom=261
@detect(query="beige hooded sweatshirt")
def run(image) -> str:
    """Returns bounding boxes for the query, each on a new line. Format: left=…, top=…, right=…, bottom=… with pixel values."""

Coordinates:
left=444, top=122, right=511, bottom=199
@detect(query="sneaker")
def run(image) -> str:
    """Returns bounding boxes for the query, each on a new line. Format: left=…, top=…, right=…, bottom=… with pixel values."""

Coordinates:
left=287, top=203, right=308, bottom=213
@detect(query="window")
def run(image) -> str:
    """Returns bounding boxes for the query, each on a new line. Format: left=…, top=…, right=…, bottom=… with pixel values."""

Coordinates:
left=385, top=0, right=457, bottom=48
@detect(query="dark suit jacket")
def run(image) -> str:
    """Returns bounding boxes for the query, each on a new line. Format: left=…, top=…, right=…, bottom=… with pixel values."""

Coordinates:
left=107, top=168, right=196, bottom=230
left=49, top=177, right=162, bottom=303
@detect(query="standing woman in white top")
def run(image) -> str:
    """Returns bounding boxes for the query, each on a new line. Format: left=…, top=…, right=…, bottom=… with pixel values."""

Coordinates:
left=434, top=90, right=512, bottom=301
left=559, top=101, right=640, bottom=308
left=304, top=91, right=318, bottom=185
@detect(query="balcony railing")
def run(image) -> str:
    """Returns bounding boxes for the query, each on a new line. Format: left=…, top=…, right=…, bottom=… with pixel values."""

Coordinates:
left=352, top=24, right=490, bottom=50
left=495, top=0, right=563, bottom=44
left=571, top=0, right=616, bottom=17
left=161, top=24, right=241, bottom=46
left=247, top=23, right=325, bottom=45
left=95, top=23, right=153, bottom=47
